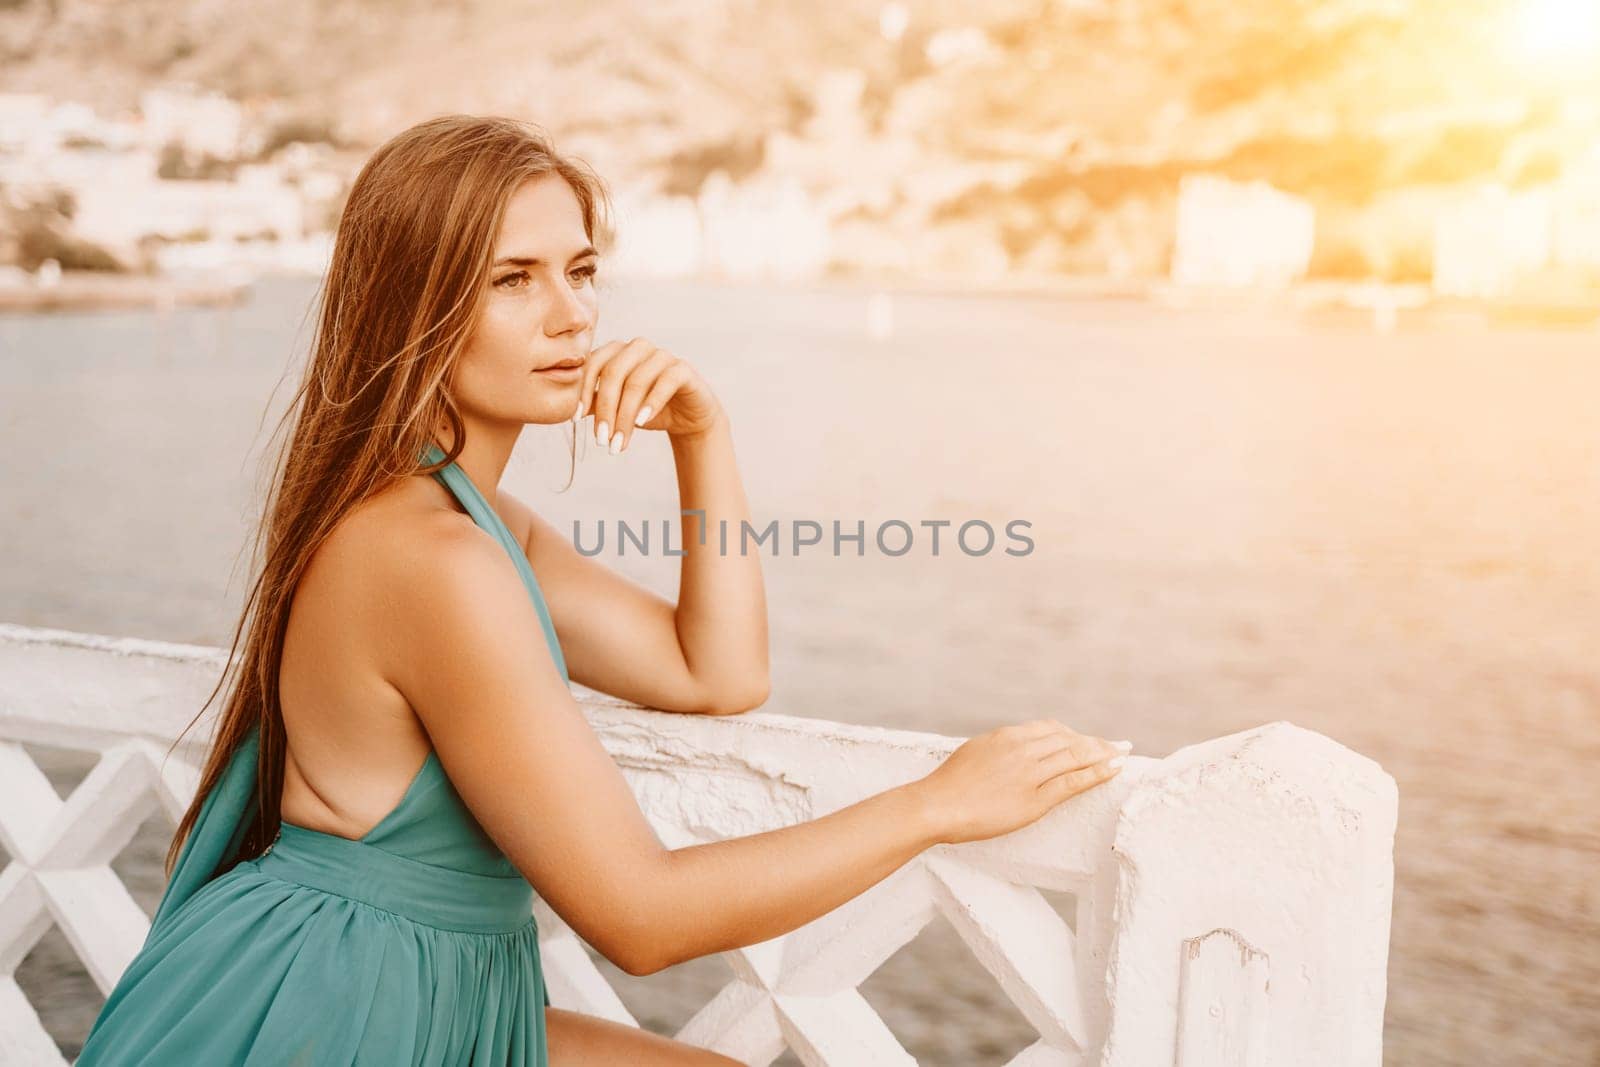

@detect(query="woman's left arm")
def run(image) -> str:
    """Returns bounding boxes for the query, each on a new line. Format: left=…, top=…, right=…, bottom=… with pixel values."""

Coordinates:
left=511, top=338, right=770, bottom=715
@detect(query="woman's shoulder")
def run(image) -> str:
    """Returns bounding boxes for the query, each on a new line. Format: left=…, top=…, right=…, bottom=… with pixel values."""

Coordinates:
left=286, top=478, right=539, bottom=703
left=328, top=476, right=486, bottom=563
left=305, top=485, right=557, bottom=708
left=326, top=479, right=536, bottom=614
left=293, top=479, right=493, bottom=630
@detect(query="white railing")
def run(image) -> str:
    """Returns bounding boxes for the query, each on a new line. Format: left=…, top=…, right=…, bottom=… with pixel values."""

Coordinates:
left=0, top=623, right=1397, bottom=1066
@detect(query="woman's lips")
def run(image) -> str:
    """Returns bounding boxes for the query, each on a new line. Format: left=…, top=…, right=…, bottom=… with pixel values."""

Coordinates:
left=535, top=364, right=583, bottom=380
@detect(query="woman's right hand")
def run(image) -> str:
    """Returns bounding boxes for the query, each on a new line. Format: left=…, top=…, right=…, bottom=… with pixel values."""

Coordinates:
left=912, top=720, right=1131, bottom=846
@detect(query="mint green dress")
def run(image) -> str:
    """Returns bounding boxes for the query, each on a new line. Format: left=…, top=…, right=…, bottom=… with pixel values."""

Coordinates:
left=78, top=443, right=567, bottom=1065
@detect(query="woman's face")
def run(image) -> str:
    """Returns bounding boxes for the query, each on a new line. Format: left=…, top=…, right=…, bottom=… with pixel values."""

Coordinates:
left=451, top=173, right=600, bottom=427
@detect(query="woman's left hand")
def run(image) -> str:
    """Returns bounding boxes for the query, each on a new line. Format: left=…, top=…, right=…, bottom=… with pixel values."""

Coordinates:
left=576, top=337, right=724, bottom=454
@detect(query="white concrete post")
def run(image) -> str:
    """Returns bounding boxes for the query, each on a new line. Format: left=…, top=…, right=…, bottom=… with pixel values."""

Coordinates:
left=1100, top=722, right=1397, bottom=1067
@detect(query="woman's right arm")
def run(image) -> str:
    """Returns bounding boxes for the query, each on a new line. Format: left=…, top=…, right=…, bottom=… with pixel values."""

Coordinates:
left=388, top=519, right=1124, bottom=976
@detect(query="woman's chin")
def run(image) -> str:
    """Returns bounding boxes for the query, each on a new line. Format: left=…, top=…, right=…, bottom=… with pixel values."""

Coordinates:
left=523, top=402, right=582, bottom=426
left=520, top=382, right=583, bottom=424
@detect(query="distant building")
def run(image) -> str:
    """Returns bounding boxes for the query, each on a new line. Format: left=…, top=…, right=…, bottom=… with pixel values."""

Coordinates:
left=0, top=146, right=157, bottom=191
left=0, top=94, right=53, bottom=154
left=1432, top=184, right=1553, bottom=299
left=72, top=174, right=303, bottom=259
left=1552, top=149, right=1600, bottom=272
left=1430, top=151, right=1600, bottom=301
left=140, top=87, right=244, bottom=158
left=606, top=188, right=703, bottom=279
left=0, top=94, right=140, bottom=172
left=698, top=171, right=830, bottom=281
left=1171, top=175, right=1315, bottom=288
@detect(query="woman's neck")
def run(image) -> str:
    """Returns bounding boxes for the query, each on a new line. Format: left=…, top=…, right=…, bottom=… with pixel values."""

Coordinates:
left=436, top=420, right=521, bottom=508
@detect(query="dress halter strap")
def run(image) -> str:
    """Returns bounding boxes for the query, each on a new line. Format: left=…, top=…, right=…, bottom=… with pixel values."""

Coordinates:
left=420, top=442, right=570, bottom=684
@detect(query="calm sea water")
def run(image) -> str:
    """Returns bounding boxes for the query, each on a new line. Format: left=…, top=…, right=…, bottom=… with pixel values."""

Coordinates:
left=2, top=275, right=1597, bottom=1064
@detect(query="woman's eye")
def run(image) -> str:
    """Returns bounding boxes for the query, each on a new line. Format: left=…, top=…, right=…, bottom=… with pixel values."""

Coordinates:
left=571, top=264, right=598, bottom=283
left=493, top=271, right=530, bottom=290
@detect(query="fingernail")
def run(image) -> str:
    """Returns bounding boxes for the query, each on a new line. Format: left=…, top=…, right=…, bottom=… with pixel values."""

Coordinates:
left=596, top=420, right=609, bottom=446
left=1108, top=755, right=1126, bottom=768
left=609, top=430, right=624, bottom=455
left=572, top=400, right=583, bottom=422
left=634, top=405, right=652, bottom=427
left=1112, top=739, right=1133, bottom=751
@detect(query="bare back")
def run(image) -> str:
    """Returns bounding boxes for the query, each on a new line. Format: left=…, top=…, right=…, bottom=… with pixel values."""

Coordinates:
left=277, top=471, right=502, bottom=841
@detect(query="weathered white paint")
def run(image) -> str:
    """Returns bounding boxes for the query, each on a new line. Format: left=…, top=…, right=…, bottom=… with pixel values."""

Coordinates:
left=1175, top=928, right=1270, bottom=1067
left=0, top=623, right=1397, bottom=1065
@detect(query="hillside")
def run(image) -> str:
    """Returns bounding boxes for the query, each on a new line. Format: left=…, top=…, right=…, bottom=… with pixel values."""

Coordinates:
left=5, top=0, right=1597, bottom=279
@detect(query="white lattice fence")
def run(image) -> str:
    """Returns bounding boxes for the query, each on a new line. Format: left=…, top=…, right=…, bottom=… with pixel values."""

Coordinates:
left=0, top=623, right=1397, bottom=1066
left=541, top=700, right=1128, bottom=1067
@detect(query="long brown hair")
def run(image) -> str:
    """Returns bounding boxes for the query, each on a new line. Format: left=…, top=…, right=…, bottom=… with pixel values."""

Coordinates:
left=165, top=115, right=613, bottom=876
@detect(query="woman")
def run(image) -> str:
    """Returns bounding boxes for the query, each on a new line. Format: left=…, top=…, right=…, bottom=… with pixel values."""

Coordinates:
left=77, top=114, right=1130, bottom=1065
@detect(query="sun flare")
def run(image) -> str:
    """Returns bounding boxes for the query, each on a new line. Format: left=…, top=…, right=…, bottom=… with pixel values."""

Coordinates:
left=1511, top=0, right=1600, bottom=65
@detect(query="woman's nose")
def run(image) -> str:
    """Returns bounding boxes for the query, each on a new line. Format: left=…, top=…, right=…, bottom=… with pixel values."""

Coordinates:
left=546, top=283, right=591, bottom=336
